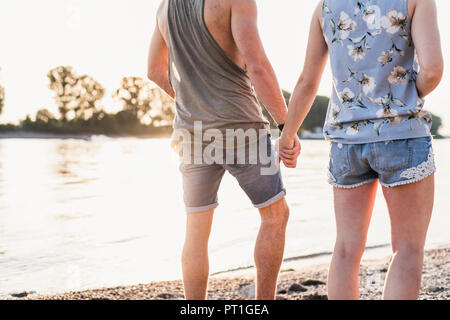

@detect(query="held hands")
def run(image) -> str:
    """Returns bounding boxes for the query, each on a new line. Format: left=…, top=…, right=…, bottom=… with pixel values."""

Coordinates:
left=276, top=134, right=301, bottom=168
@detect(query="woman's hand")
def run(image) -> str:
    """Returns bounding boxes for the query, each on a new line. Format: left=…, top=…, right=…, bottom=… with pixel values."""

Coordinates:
left=276, top=134, right=301, bottom=168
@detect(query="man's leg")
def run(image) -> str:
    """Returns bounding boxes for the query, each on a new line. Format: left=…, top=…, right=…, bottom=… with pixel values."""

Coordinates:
left=328, top=181, right=378, bottom=300
left=254, top=198, right=290, bottom=300
left=182, top=210, right=214, bottom=300
left=382, top=175, right=434, bottom=300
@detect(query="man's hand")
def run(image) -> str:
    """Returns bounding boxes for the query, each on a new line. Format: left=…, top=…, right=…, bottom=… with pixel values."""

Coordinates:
left=276, top=135, right=301, bottom=168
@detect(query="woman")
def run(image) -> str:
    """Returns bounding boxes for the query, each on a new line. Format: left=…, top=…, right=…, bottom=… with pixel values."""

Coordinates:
left=279, top=0, right=443, bottom=300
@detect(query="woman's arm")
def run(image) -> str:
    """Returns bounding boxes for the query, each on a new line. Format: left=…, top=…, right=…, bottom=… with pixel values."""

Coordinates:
left=279, top=3, right=329, bottom=150
left=411, top=0, right=444, bottom=98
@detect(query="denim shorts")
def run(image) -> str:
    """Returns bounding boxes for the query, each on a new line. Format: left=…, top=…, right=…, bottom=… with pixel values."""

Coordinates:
left=179, top=136, right=286, bottom=213
left=328, top=137, right=436, bottom=189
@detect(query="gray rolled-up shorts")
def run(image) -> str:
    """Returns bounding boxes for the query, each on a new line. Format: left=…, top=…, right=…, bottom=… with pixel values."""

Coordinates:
left=179, top=136, right=286, bottom=213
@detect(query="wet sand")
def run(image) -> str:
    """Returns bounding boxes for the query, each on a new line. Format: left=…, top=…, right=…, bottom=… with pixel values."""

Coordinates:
left=15, top=248, right=450, bottom=300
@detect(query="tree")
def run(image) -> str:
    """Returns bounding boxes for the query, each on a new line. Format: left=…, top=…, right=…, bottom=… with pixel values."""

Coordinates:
left=0, top=84, right=4, bottom=116
left=431, top=113, right=443, bottom=138
left=300, top=95, right=330, bottom=133
left=282, top=89, right=292, bottom=105
left=114, top=77, right=153, bottom=122
left=260, top=89, right=292, bottom=128
left=148, top=87, right=175, bottom=127
left=35, top=109, right=56, bottom=124
left=74, top=75, right=105, bottom=120
left=259, top=90, right=329, bottom=133
left=47, top=66, right=79, bottom=122
left=0, top=66, right=4, bottom=115
left=47, top=66, right=106, bottom=122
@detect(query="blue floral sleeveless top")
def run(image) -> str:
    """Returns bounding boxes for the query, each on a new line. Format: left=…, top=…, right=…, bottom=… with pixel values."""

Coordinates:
left=321, top=0, right=432, bottom=144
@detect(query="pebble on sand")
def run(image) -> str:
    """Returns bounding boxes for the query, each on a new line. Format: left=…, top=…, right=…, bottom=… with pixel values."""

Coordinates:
left=14, top=248, right=450, bottom=301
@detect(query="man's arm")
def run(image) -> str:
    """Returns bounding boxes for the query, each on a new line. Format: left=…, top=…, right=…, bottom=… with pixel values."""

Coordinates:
left=230, top=0, right=287, bottom=125
left=279, top=3, right=328, bottom=149
left=147, top=1, right=175, bottom=98
left=411, top=0, right=444, bottom=98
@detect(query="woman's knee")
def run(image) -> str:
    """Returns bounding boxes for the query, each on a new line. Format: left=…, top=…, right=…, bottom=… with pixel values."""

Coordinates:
left=334, top=240, right=366, bottom=262
left=391, top=243, right=425, bottom=262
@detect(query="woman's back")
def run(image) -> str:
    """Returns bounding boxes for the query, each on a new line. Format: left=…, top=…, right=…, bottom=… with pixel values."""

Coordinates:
left=321, top=0, right=432, bottom=144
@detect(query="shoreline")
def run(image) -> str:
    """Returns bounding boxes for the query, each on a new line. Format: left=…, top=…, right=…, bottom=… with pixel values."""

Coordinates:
left=0, top=131, right=448, bottom=141
left=0, top=131, right=172, bottom=140
left=12, top=248, right=450, bottom=300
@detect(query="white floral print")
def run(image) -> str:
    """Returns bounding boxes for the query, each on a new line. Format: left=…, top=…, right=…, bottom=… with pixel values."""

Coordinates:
left=360, top=74, right=376, bottom=95
left=376, top=107, right=402, bottom=127
left=381, top=10, right=407, bottom=34
left=369, top=87, right=406, bottom=108
left=346, top=124, right=359, bottom=136
left=346, top=31, right=381, bottom=62
left=354, top=1, right=381, bottom=29
left=339, top=88, right=355, bottom=104
left=376, top=105, right=398, bottom=118
left=347, top=45, right=365, bottom=62
left=362, top=6, right=380, bottom=27
left=331, top=102, right=341, bottom=120
left=378, top=51, right=393, bottom=66
left=338, top=12, right=357, bottom=40
left=388, top=116, right=403, bottom=126
left=323, top=1, right=332, bottom=15
left=388, top=65, right=407, bottom=85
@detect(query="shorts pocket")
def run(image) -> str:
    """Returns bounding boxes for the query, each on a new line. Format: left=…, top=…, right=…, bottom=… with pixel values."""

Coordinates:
left=374, top=139, right=411, bottom=172
left=407, top=137, right=433, bottom=166
left=329, top=143, right=351, bottom=178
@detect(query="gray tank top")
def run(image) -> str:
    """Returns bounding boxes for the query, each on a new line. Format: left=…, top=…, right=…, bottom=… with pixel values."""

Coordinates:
left=167, top=0, right=269, bottom=136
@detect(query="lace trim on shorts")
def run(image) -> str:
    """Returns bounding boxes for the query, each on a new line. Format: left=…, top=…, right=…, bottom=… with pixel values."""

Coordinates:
left=399, top=149, right=436, bottom=181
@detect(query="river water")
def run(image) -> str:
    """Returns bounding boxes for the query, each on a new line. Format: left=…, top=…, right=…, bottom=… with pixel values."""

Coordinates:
left=0, top=137, right=448, bottom=297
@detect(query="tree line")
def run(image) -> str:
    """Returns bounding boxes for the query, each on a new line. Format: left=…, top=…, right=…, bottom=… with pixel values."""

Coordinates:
left=0, top=65, right=444, bottom=137
left=14, top=66, right=175, bottom=135
left=0, top=67, right=4, bottom=117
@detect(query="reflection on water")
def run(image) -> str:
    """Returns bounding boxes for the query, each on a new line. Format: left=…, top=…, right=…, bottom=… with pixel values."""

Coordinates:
left=0, top=138, right=449, bottom=297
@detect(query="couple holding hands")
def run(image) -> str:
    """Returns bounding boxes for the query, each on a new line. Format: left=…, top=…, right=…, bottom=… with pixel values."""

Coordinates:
left=148, top=0, right=443, bottom=300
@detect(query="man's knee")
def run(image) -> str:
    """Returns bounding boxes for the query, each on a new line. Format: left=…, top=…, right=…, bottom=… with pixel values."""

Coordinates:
left=260, top=199, right=290, bottom=227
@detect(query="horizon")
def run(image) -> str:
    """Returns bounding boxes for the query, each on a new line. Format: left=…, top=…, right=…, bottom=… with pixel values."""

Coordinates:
left=0, top=0, right=449, bottom=134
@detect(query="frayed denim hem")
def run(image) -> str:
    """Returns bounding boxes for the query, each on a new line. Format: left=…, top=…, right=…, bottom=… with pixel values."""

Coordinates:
left=329, top=178, right=378, bottom=190
left=254, top=190, right=287, bottom=209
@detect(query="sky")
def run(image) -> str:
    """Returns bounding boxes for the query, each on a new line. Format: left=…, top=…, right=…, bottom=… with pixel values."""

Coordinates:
left=0, top=0, right=449, bottom=134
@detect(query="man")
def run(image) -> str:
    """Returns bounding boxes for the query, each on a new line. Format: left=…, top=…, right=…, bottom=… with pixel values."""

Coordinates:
left=147, top=0, right=300, bottom=300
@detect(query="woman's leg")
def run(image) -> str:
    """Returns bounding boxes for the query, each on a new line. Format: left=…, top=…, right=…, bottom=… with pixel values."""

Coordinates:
left=328, top=180, right=379, bottom=300
left=382, top=175, right=435, bottom=300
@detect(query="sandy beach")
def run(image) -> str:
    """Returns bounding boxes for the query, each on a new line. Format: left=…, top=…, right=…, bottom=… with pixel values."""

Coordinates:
left=12, top=248, right=449, bottom=300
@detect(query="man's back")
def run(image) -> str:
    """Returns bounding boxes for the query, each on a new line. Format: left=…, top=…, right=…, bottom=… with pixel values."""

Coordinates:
left=158, top=0, right=268, bottom=133
left=158, top=0, right=244, bottom=71
left=148, top=0, right=289, bottom=135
